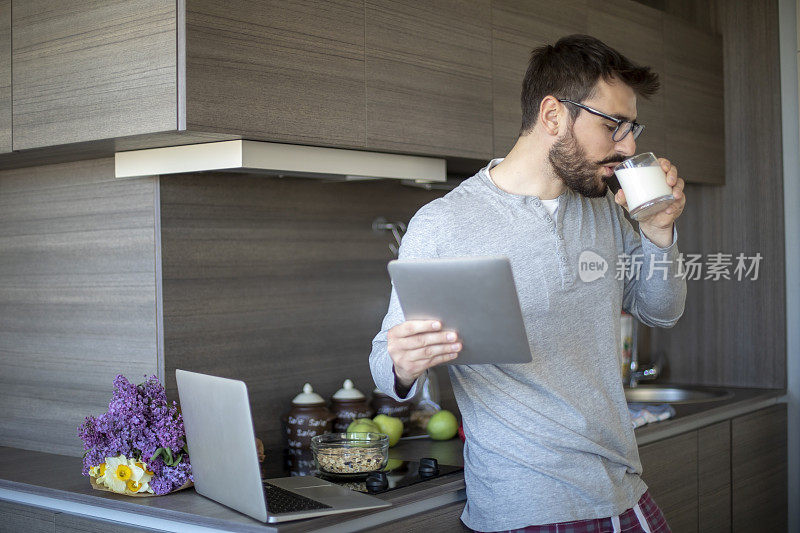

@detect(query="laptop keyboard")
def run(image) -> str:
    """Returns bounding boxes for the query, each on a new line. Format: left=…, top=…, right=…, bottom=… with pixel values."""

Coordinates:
left=263, top=482, right=332, bottom=514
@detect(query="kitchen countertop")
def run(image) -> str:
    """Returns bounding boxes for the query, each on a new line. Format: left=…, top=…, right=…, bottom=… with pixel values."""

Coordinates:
left=0, top=385, right=785, bottom=532
left=630, top=385, right=786, bottom=445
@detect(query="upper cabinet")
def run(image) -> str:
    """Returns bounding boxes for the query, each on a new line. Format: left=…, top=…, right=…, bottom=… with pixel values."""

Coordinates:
left=12, top=0, right=178, bottom=150
left=491, top=0, right=588, bottom=157
left=586, top=0, right=665, bottom=157
left=663, top=14, right=724, bottom=185
left=365, top=0, right=492, bottom=160
left=184, top=0, right=366, bottom=150
left=491, top=0, right=724, bottom=184
left=0, top=0, right=10, bottom=154
left=2, top=1, right=725, bottom=184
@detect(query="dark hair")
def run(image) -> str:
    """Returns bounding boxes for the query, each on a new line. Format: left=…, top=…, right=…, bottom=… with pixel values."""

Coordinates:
left=520, top=34, right=659, bottom=134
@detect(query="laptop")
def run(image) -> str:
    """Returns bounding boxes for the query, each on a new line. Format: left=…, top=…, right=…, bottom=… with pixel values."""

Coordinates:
left=176, top=369, right=391, bottom=523
left=388, top=256, right=533, bottom=365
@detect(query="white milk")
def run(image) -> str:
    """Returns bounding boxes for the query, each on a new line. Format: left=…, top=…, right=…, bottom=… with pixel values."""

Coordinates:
left=614, top=165, right=673, bottom=210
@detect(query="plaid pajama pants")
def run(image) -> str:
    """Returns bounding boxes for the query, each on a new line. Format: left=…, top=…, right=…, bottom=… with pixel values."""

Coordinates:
left=476, top=491, right=670, bottom=533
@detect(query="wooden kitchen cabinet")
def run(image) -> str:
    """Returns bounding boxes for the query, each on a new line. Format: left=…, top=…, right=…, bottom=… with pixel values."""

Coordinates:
left=639, top=430, right=699, bottom=532
left=698, top=421, right=731, bottom=533
left=4, top=1, right=726, bottom=176
left=637, top=405, right=786, bottom=532
left=491, top=0, right=588, bottom=157
left=369, top=499, right=470, bottom=532
left=365, top=0, right=493, bottom=159
left=185, top=0, right=366, bottom=150
left=0, top=499, right=55, bottom=533
left=731, top=404, right=787, bottom=532
left=0, top=0, right=10, bottom=154
left=586, top=0, right=665, bottom=157
left=491, top=0, right=723, bottom=185
left=662, top=14, right=725, bottom=185
left=11, top=0, right=179, bottom=150
left=0, top=499, right=158, bottom=533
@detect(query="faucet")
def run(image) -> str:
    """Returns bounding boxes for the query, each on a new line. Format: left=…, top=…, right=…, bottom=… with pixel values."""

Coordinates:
left=625, top=316, right=660, bottom=388
left=628, top=360, right=660, bottom=388
left=372, top=217, right=407, bottom=257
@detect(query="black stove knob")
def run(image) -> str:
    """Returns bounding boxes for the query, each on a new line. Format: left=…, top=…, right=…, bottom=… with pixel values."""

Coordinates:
left=419, top=457, right=439, bottom=478
left=365, top=471, right=389, bottom=493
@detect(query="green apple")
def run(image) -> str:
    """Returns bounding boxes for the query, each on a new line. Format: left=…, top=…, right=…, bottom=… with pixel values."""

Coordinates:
left=373, top=414, right=403, bottom=447
left=346, top=418, right=380, bottom=435
left=426, top=409, right=458, bottom=441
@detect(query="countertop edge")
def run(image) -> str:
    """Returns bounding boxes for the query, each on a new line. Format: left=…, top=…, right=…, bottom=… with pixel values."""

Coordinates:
left=634, top=391, right=787, bottom=445
left=0, top=388, right=784, bottom=531
left=0, top=468, right=467, bottom=533
left=0, top=480, right=271, bottom=533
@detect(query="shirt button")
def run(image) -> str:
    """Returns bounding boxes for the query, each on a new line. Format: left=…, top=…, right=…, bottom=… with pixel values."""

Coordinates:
left=560, top=256, right=567, bottom=263
left=558, top=234, right=564, bottom=240
left=534, top=200, right=542, bottom=207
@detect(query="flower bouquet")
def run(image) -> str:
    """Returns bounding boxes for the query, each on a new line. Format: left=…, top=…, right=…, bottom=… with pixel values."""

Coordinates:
left=78, top=375, right=193, bottom=496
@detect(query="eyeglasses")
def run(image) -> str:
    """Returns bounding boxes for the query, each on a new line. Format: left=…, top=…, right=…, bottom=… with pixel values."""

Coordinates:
left=557, top=99, right=645, bottom=142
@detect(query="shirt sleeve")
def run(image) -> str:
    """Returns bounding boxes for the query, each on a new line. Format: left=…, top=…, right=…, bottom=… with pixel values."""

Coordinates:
left=617, top=206, right=687, bottom=328
left=369, top=204, right=442, bottom=402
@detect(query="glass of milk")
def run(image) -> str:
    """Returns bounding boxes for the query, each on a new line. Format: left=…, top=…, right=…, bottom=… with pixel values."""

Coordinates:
left=613, top=152, right=675, bottom=220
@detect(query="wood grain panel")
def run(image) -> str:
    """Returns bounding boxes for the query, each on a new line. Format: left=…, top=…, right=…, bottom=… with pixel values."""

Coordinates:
left=54, top=513, right=158, bottom=533
left=731, top=404, right=787, bottom=532
left=698, top=421, right=731, bottom=532
left=491, top=0, right=588, bottom=156
left=185, top=0, right=365, bottom=149
left=0, top=159, right=160, bottom=456
left=587, top=0, right=665, bottom=156
left=663, top=14, right=724, bottom=185
left=369, top=500, right=469, bottom=532
left=159, top=174, right=448, bottom=451
left=639, top=430, right=698, bottom=532
left=12, top=0, right=177, bottom=150
left=0, top=499, right=55, bottom=533
left=648, top=0, right=785, bottom=388
left=0, top=0, right=10, bottom=153
left=365, top=0, right=492, bottom=159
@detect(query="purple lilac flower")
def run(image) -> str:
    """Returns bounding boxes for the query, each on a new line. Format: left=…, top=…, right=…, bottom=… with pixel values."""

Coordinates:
left=78, top=375, right=193, bottom=495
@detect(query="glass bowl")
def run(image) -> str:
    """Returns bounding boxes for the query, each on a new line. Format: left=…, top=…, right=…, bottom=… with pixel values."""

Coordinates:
left=310, top=432, right=389, bottom=477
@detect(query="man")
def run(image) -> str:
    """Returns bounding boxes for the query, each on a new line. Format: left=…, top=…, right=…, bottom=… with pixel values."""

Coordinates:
left=369, top=35, right=686, bottom=532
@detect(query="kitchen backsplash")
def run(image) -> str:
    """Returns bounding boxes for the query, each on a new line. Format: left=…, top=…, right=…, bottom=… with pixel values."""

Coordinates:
left=159, top=172, right=458, bottom=451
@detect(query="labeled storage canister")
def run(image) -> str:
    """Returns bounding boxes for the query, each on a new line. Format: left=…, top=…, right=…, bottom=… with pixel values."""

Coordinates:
left=283, top=383, right=334, bottom=449
left=330, top=380, right=373, bottom=433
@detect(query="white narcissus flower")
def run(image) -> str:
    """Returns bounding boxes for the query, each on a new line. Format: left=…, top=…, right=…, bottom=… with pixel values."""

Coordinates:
left=91, top=462, right=108, bottom=485
left=104, top=455, right=134, bottom=493
left=124, top=457, right=153, bottom=494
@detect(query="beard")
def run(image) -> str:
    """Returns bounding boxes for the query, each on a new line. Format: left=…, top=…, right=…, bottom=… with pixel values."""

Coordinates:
left=548, top=127, right=624, bottom=198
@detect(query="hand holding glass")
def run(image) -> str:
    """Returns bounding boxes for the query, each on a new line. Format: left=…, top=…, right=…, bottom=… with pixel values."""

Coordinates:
left=614, top=152, right=674, bottom=220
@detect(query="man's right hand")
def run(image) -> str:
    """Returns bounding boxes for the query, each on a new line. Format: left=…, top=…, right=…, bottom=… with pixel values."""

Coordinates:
left=387, top=320, right=461, bottom=390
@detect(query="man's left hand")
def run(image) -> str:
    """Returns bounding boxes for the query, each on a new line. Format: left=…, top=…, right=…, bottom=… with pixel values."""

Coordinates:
left=614, top=158, right=685, bottom=248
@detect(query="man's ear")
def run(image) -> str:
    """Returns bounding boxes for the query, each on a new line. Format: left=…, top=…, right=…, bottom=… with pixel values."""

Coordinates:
left=539, top=96, right=564, bottom=136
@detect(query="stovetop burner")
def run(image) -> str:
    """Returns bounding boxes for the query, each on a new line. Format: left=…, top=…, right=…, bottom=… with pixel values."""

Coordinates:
left=264, top=448, right=463, bottom=495
left=316, top=458, right=462, bottom=494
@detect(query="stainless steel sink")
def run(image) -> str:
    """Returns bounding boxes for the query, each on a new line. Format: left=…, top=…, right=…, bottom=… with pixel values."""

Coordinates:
left=624, top=385, right=733, bottom=404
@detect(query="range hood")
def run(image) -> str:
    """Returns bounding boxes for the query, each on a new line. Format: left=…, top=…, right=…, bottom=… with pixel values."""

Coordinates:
left=114, top=140, right=446, bottom=182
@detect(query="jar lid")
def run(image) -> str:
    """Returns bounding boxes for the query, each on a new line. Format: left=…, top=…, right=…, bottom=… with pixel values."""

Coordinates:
left=332, top=379, right=365, bottom=401
left=292, top=383, right=325, bottom=405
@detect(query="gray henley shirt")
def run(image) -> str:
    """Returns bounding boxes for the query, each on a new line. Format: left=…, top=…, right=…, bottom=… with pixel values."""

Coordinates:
left=369, top=158, right=686, bottom=531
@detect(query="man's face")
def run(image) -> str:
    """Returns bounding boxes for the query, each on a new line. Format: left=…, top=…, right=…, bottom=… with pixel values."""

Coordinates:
left=548, top=78, right=638, bottom=198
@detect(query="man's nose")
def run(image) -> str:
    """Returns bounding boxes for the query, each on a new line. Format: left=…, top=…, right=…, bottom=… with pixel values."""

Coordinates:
left=615, top=133, right=636, bottom=157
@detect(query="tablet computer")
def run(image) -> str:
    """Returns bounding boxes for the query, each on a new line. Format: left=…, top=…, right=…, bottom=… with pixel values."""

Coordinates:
left=387, top=256, right=533, bottom=366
